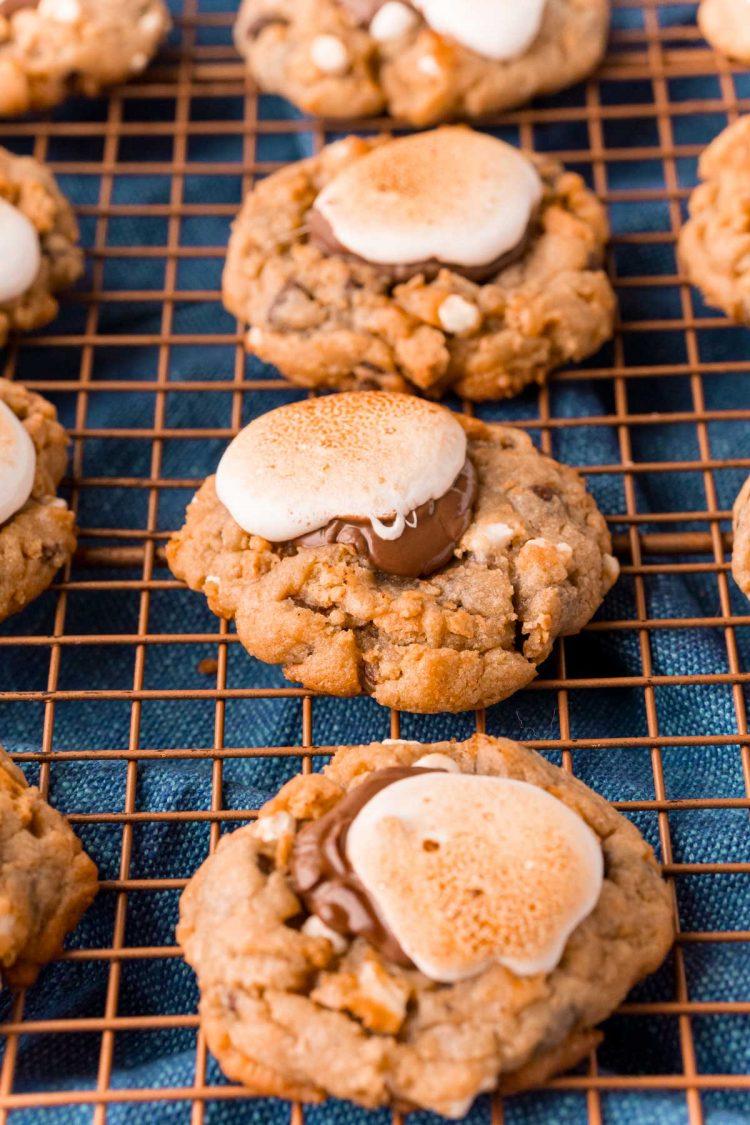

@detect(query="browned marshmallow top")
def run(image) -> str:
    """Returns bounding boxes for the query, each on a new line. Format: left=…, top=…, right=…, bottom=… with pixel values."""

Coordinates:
left=215, top=392, right=475, bottom=579
left=292, top=763, right=604, bottom=982
left=309, top=129, right=542, bottom=285
left=308, top=206, right=531, bottom=284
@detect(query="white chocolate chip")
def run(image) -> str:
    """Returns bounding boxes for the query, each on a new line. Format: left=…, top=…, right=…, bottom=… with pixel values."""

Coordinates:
left=413, top=752, right=460, bottom=772
left=247, top=326, right=264, bottom=348
left=370, top=1, right=419, bottom=41
left=602, top=552, right=620, bottom=590
left=382, top=738, right=421, bottom=746
left=253, top=810, right=295, bottom=843
left=310, top=34, right=350, bottom=75
left=138, top=7, right=164, bottom=34
left=302, top=914, right=348, bottom=953
left=462, top=521, right=514, bottom=561
left=417, top=52, right=442, bottom=77
left=438, top=294, right=481, bottom=336
left=482, top=522, right=514, bottom=548
left=129, top=51, right=149, bottom=72
left=527, top=536, right=573, bottom=559
left=38, top=0, right=81, bottom=23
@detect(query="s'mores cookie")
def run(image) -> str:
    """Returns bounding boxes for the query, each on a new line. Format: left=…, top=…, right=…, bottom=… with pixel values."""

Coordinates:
left=167, top=391, right=619, bottom=713
left=732, top=475, right=750, bottom=601
left=699, top=0, right=750, bottom=63
left=679, top=116, right=750, bottom=322
left=0, top=379, right=77, bottom=623
left=179, top=734, right=674, bottom=1115
left=0, top=147, right=83, bottom=345
left=223, top=127, right=616, bottom=401
left=0, top=746, right=98, bottom=988
left=234, top=0, right=610, bottom=126
left=0, top=0, right=170, bottom=117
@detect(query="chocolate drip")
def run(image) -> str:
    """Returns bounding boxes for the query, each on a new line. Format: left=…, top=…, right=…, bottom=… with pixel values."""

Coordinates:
left=289, top=457, right=477, bottom=578
left=292, top=766, right=436, bottom=965
left=309, top=205, right=533, bottom=285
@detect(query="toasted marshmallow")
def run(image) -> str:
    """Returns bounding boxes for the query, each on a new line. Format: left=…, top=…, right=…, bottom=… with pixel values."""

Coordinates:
left=313, top=128, right=541, bottom=271
left=215, top=392, right=467, bottom=543
left=413, top=0, right=546, bottom=61
left=0, top=399, right=35, bottom=525
left=346, top=773, right=602, bottom=982
left=0, top=198, right=41, bottom=305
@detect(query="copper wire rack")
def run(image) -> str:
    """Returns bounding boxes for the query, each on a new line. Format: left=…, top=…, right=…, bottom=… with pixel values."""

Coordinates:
left=1, top=0, right=750, bottom=1121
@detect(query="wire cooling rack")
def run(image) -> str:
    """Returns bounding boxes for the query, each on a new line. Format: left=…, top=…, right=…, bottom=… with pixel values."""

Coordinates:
left=1, top=0, right=749, bottom=1122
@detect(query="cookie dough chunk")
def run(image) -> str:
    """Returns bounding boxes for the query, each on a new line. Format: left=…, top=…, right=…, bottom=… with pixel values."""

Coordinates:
left=179, top=734, right=674, bottom=1116
left=0, top=378, right=77, bottom=622
left=0, top=746, right=98, bottom=988
left=732, top=475, right=750, bottom=600
left=234, top=0, right=609, bottom=126
left=167, top=392, right=619, bottom=713
left=223, top=128, right=616, bottom=401
left=0, top=147, right=83, bottom=345
left=699, top=0, right=750, bottom=63
left=678, top=116, right=750, bottom=322
left=0, top=0, right=170, bottom=117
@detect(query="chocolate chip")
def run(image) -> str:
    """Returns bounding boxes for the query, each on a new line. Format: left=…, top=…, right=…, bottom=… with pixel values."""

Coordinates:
left=245, top=14, right=288, bottom=38
left=531, top=484, right=558, bottom=502
left=41, top=544, right=62, bottom=564
left=256, top=852, right=274, bottom=875
left=360, top=659, right=378, bottom=693
left=354, top=361, right=388, bottom=390
left=513, top=617, right=527, bottom=657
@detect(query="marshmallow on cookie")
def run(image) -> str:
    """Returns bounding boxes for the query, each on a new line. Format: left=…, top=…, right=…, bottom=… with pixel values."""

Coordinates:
left=357, top=0, right=547, bottom=60
left=310, top=127, right=542, bottom=284
left=215, top=391, right=477, bottom=578
left=292, top=764, right=603, bottom=982
left=0, top=197, right=41, bottom=306
left=0, top=398, right=35, bottom=525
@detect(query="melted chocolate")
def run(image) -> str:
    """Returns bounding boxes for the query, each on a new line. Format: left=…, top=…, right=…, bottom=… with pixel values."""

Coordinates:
left=289, top=458, right=477, bottom=579
left=292, top=766, right=435, bottom=966
left=309, top=205, right=533, bottom=285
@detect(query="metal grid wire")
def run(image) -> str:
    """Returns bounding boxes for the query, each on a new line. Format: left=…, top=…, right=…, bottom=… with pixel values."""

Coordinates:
left=1, top=0, right=749, bottom=1120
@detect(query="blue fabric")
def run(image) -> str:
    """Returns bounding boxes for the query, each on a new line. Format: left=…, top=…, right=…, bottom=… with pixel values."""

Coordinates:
left=1, top=0, right=750, bottom=1121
